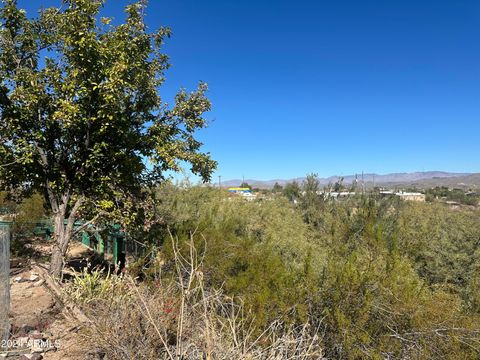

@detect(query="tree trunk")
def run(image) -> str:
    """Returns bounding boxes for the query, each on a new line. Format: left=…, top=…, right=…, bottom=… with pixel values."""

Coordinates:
left=48, top=196, right=83, bottom=279
left=49, top=210, right=69, bottom=278
left=50, top=246, right=64, bottom=279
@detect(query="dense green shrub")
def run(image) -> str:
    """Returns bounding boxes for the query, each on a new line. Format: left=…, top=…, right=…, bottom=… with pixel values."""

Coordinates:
left=150, top=185, right=321, bottom=328
left=13, top=193, right=47, bottom=236
left=128, top=185, right=480, bottom=358
left=398, top=203, right=480, bottom=292
left=425, top=186, right=479, bottom=206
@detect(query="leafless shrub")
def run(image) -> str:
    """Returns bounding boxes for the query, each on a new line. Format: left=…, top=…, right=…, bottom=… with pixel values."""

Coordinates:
left=73, top=232, right=324, bottom=359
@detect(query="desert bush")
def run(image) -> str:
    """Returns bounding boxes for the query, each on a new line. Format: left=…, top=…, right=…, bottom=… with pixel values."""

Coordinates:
left=0, top=191, right=15, bottom=215
left=398, top=203, right=480, bottom=293
left=302, top=196, right=480, bottom=359
left=12, top=193, right=47, bottom=236
left=77, top=185, right=480, bottom=359
left=146, top=185, right=323, bottom=328
left=73, top=235, right=324, bottom=360
left=8, top=193, right=48, bottom=256
left=65, top=267, right=128, bottom=305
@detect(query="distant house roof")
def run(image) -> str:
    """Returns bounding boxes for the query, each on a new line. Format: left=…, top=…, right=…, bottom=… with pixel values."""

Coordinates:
left=228, top=187, right=252, bottom=193
left=319, top=191, right=356, bottom=198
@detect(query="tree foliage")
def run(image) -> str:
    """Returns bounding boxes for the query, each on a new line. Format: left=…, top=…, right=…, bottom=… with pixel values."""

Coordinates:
left=0, top=0, right=216, bottom=276
left=282, top=180, right=301, bottom=202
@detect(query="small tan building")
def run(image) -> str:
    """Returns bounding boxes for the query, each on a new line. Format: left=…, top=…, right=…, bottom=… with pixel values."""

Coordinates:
left=396, top=192, right=426, bottom=202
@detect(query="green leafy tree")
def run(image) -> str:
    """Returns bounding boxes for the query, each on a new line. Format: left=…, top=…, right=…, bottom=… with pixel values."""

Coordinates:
left=240, top=182, right=251, bottom=190
left=282, top=181, right=301, bottom=202
left=272, top=182, right=283, bottom=193
left=0, top=0, right=216, bottom=277
left=300, top=173, right=324, bottom=227
left=333, top=177, right=344, bottom=192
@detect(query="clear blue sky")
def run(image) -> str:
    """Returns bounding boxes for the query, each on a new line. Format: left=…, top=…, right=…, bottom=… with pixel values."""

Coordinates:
left=18, top=0, right=480, bottom=181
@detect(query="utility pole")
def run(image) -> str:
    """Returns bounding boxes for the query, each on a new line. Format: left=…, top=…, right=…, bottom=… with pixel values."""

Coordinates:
left=218, top=175, right=221, bottom=189
left=362, top=171, right=365, bottom=194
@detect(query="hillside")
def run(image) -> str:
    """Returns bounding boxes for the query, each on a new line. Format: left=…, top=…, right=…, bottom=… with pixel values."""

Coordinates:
left=223, top=171, right=480, bottom=189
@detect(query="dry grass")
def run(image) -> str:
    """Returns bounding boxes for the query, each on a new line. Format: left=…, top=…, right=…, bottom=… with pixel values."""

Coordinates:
left=68, top=233, right=324, bottom=359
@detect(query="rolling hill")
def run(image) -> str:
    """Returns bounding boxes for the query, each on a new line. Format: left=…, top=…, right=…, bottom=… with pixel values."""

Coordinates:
left=222, top=172, right=480, bottom=189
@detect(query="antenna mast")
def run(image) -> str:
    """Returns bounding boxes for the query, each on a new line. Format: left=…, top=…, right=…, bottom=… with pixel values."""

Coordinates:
left=362, top=171, right=365, bottom=194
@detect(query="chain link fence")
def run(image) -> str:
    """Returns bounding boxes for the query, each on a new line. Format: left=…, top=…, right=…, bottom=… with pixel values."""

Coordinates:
left=0, top=224, right=10, bottom=342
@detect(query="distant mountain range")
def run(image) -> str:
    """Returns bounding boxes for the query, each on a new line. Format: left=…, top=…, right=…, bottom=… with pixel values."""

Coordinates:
left=222, top=172, right=480, bottom=189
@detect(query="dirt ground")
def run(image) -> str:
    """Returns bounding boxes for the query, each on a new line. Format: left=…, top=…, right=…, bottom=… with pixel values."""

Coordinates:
left=3, top=241, right=94, bottom=359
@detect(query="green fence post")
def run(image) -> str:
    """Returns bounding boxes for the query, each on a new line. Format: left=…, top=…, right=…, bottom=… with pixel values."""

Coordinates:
left=112, top=225, right=123, bottom=267
left=113, top=236, right=118, bottom=266
left=94, top=231, right=104, bottom=257
left=81, top=231, right=90, bottom=247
